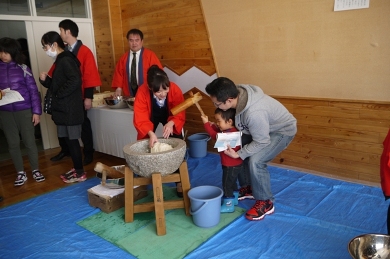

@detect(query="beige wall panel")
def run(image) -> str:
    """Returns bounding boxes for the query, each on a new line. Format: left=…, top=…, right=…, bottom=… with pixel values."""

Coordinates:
left=200, top=0, right=390, bottom=101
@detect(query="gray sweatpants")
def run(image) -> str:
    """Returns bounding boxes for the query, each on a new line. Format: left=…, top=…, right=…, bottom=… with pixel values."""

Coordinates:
left=0, top=109, right=39, bottom=172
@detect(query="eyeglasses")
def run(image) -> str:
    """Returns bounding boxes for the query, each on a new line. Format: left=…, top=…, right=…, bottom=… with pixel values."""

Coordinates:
left=213, top=101, right=225, bottom=108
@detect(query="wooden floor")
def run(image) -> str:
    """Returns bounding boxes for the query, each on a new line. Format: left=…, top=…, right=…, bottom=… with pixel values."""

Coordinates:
left=0, top=148, right=126, bottom=209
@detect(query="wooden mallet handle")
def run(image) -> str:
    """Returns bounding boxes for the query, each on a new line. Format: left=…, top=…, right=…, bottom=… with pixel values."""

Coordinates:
left=189, top=91, right=205, bottom=117
left=171, top=92, right=203, bottom=115
left=94, top=162, right=124, bottom=179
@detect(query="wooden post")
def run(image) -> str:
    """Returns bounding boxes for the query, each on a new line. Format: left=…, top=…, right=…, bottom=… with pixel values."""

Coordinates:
left=179, top=161, right=191, bottom=216
left=152, top=173, right=166, bottom=236
left=124, top=166, right=134, bottom=222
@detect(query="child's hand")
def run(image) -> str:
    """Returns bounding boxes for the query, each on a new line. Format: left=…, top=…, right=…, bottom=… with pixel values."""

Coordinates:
left=201, top=115, right=208, bottom=124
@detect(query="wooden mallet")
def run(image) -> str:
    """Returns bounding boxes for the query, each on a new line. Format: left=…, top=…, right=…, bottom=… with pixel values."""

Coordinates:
left=171, top=91, right=205, bottom=116
left=94, top=162, right=124, bottom=186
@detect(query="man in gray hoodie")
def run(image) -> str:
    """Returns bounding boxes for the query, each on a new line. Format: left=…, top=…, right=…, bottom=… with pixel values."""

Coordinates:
left=205, top=77, right=297, bottom=221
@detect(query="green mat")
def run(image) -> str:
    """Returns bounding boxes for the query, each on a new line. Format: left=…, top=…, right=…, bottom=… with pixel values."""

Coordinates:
left=77, top=187, right=245, bottom=259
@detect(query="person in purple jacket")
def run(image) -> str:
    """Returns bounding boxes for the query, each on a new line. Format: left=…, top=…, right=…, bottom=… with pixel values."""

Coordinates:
left=0, top=37, right=45, bottom=186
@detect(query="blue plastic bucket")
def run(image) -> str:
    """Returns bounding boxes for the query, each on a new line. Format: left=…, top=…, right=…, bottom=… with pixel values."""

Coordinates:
left=187, top=133, right=210, bottom=158
left=188, top=185, right=223, bottom=228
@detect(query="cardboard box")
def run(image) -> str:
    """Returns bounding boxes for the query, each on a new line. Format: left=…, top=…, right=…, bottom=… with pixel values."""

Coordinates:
left=88, top=185, right=147, bottom=213
left=92, top=91, right=114, bottom=107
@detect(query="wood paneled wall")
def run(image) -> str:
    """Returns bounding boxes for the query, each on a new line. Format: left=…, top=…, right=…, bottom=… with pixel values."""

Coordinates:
left=91, top=0, right=116, bottom=89
left=185, top=88, right=390, bottom=184
left=119, top=0, right=216, bottom=76
left=91, top=0, right=216, bottom=91
left=274, top=97, right=390, bottom=183
left=90, top=0, right=389, bottom=184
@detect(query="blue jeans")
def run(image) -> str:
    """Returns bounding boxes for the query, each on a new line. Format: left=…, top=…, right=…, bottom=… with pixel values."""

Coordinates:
left=242, top=133, right=295, bottom=201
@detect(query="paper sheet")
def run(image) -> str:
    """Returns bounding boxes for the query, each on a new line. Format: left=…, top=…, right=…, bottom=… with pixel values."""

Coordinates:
left=89, top=184, right=125, bottom=198
left=334, top=0, right=369, bottom=11
left=0, top=88, right=25, bottom=106
left=89, top=184, right=140, bottom=198
left=214, top=131, right=242, bottom=152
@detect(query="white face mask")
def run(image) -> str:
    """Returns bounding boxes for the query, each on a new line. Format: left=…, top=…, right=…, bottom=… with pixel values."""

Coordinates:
left=45, top=46, right=57, bottom=59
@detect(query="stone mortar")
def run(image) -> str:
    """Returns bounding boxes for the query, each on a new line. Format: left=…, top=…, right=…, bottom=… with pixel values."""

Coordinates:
left=123, top=138, right=186, bottom=177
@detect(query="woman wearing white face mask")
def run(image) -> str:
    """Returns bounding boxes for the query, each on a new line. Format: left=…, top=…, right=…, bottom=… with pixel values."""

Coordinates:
left=39, top=31, right=86, bottom=184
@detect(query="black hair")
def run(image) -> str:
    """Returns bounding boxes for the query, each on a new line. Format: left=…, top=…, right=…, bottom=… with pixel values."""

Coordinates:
left=0, top=37, right=26, bottom=65
left=126, top=29, right=143, bottom=40
left=17, top=38, right=28, bottom=51
left=17, top=38, right=31, bottom=68
left=41, top=31, right=66, bottom=50
left=205, top=77, right=239, bottom=103
left=59, top=19, right=79, bottom=37
left=147, top=65, right=170, bottom=92
left=215, top=108, right=235, bottom=124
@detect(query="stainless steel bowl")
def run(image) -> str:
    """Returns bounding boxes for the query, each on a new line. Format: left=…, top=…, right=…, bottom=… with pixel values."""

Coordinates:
left=348, top=234, right=390, bottom=259
left=104, top=96, right=129, bottom=109
left=124, top=97, right=135, bottom=110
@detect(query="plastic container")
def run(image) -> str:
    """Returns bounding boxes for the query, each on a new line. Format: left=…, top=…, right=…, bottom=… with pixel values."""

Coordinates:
left=188, top=185, right=223, bottom=228
left=187, top=133, right=210, bottom=158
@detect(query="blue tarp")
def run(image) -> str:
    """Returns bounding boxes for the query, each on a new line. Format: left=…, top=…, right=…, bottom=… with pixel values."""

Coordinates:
left=0, top=153, right=387, bottom=258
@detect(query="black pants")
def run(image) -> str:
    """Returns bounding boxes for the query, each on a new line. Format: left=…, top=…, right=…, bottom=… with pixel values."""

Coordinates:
left=59, top=109, right=94, bottom=157
left=222, top=164, right=244, bottom=197
left=387, top=204, right=390, bottom=234
left=66, top=138, right=83, bottom=172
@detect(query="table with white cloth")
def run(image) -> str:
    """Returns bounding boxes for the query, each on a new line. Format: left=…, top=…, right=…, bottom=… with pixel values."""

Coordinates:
left=88, top=106, right=137, bottom=158
left=88, top=106, right=163, bottom=158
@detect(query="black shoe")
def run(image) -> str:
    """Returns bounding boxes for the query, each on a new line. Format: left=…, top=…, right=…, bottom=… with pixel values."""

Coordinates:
left=50, top=152, right=70, bottom=162
left=176, top=183, right=183, bottom=198
left=176, top=191, right=183, bottom=198
left=0, top=196, right=3, bottom=202
left=83, top=156, right=93, bottom=166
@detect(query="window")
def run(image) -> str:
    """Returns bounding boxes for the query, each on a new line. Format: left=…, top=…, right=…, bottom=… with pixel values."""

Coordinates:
left=0, top=0, right=87, bottom=18
left=36, top=0, right=87, bottom=18
left=0, top=0, right=30, bottom=16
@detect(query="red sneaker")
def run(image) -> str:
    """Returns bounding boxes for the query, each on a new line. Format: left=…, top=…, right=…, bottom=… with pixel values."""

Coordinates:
left=238, top=185, right=254, bottom=200
left=62, top=170, right=87, bottom=183
left=245, top=200, right=274, bottom=221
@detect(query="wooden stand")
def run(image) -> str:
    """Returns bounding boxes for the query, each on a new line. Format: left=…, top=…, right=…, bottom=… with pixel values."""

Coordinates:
left=124, top=161, right=191, bottom=236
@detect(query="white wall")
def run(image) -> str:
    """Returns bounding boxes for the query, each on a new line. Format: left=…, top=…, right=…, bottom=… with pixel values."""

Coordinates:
left=164, top=67, right=217, bottom=94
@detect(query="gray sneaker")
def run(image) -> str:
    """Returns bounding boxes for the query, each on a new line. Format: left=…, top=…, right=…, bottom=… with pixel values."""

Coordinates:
left=14, top=172, right=27, bottom=186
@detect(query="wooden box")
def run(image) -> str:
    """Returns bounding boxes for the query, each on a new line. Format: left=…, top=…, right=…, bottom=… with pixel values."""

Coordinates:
left=92, top=91, right=114, bottom=107
left=88, top=185, right=147, bottom=213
